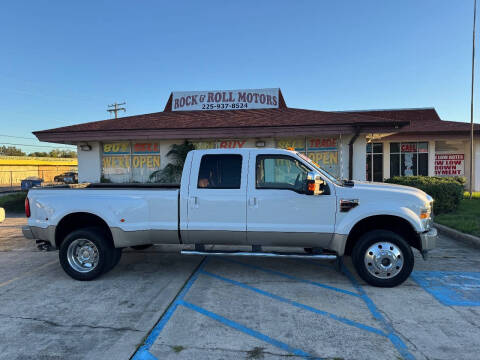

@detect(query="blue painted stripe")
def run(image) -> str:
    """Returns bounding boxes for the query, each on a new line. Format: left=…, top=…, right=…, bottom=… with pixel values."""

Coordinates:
left=339, top=264, right=415, bottom=360
left=132, top=346, right=159, bottom=360
left=201, top=270, right=386, bottom=337
left=134, top=257, right=209, bottom=355
left=181, top=300, right=318, bottom=359
left=217, top=257, right=360, bottom=297
left=411, top=271, right=480, bottom=306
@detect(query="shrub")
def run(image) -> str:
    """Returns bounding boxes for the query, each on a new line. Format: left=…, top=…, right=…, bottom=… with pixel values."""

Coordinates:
left=385, top=176, right=463, bottom=214
left=0, top=192, right=27, bottom=213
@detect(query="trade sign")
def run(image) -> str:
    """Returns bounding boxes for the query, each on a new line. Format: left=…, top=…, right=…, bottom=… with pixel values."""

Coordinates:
left=172, top=88, right=280, bottom=111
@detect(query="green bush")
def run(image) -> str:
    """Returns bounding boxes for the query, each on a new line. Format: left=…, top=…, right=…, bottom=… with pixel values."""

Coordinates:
left=385, top=176, right=463, bottom=214
left=0, top=192, right=27, bottom=213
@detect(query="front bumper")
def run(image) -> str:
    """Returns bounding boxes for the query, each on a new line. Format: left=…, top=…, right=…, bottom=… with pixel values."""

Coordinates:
left=420, top=227, right=437, bottom=252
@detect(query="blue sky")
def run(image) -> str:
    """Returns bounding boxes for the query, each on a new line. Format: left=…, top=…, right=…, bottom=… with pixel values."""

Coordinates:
left=0, top=0, right=478, bottom=152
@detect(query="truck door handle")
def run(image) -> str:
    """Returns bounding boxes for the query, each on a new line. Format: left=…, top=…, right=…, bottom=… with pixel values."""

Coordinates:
left=191, top=196, right=199, bottom=208
left=248, top=197, right=258, bottom=207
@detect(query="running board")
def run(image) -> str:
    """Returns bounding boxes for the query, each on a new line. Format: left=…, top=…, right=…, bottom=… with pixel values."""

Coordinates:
left=181, top=249, right=337, bottom=260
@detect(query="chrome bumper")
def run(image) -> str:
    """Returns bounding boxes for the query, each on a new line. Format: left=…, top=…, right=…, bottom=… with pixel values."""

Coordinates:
left=420, top=227, right=437, bottom=251
left=22, top=226, right=35, bottom=239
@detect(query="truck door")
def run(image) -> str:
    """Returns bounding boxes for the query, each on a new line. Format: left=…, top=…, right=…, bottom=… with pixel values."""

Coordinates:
left=185, top=151, right=248, bottom=244
left=246, top=153, right=336, bottom=247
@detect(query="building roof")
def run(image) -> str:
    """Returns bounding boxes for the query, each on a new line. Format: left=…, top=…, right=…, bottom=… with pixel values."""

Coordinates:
left=345, top=108, right=480, bottom=138
left=33, top=102, right=479, bottom=144
left=33, top=107, right=409, bottom=144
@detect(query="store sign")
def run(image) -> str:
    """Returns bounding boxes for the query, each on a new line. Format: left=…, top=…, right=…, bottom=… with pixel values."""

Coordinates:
left=172, top=88, right=279, bottom=111
left=435, top=154, right=464, bottom=176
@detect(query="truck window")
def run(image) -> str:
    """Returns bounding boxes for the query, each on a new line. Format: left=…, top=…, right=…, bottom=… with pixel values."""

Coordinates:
left=197, top=155, right=242, bottom=189
left=256, top=155, right=309, bottom=192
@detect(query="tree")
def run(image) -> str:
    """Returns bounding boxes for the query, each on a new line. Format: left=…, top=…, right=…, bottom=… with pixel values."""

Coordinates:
left=0, top=146, right=26, bottom=156
left=47, top=149, right=77, bottom=158
left=149, top=141, right=195, bottom=183
left=28, top=151, right=49, bottom=157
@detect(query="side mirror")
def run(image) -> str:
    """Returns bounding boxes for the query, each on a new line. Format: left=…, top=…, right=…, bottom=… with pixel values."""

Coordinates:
left=305, top=172, right=325, bottom=195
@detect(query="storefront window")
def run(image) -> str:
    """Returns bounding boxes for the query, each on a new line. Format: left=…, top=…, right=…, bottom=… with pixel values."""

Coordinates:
left=102, top=142, right=161, bottom=183
left=276, top=137, right=340, bottom=178
left=390, top=142, right=428, bottom=177
left=366, top=143, right=383, bottom=182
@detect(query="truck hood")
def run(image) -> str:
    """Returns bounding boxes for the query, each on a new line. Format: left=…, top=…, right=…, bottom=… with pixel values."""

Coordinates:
left=336, top=180, right=433, bottom=211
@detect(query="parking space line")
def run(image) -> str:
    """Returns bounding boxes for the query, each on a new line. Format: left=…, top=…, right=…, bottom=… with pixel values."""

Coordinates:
left=200, top=270, right=387, bottom=337
left=0, top=260, right=58, bottom=288
left=132, top=257, right=210, bottom=360
left=339, top=264, right=415, bottom=360
left=411, top=271, right=480, bottom=306
left=217, top=257, right=361, bottom=297
left=132, top=256, right=416, bottom=360
left=180, top=300, right=317, bottom=359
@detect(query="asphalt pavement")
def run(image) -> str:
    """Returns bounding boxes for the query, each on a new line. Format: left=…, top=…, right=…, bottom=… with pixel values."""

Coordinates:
left=1, top=215, right=479, bottom=360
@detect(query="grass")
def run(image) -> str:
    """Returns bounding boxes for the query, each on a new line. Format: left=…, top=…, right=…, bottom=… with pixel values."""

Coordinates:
left=435, top=197, right=480, bottom=237
left=0, top=192, right=27, bottom=213
left=170, top=345, right=185, bottom=353
left=246, top=347, right=265, bottom=359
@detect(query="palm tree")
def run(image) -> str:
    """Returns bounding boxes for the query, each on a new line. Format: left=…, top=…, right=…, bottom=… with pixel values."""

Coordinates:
left=149, top=141, right=195, bottom=183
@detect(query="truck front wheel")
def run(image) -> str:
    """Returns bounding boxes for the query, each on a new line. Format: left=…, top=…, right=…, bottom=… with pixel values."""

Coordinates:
left=352, top=230, right=414, bottom=287
left=59, top=227, right=115, bottom=281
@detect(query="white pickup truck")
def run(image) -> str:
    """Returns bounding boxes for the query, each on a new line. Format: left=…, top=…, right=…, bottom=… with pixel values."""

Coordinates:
left=23, top=148, right=437, bottom=287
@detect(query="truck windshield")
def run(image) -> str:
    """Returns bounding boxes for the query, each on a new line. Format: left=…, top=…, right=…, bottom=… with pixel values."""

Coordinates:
left=296, top=152, right=343, bottom=186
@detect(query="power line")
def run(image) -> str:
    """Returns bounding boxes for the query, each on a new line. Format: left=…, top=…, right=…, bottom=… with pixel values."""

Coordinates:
left=0, top=134, right=38, bottom=140
left=0, top=142, right=76, bottom=149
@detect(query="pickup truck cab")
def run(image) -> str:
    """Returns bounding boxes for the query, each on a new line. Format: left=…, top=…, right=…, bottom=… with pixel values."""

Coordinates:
left=23, top=148, right=437, bottom=287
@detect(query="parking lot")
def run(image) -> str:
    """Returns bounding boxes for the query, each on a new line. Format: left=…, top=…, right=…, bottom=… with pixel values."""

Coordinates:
left=1, top=215, right=480, bottom=360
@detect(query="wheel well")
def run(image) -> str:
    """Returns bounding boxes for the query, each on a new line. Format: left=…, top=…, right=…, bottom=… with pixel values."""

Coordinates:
left=55, top=212, right=113, bottom=248
left=344, top=215, right=421, bottom=255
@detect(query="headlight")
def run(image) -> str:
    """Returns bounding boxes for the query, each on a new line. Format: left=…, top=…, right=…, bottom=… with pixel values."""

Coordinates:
left=420, top=201, right=433, bottom=219
left=419, top=207, right=431, bottom=219
left=420, top=201, right=433, bottom=230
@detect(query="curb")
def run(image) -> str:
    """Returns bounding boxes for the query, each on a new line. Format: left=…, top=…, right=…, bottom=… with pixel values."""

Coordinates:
left=434, top=222, right=480, bottom=248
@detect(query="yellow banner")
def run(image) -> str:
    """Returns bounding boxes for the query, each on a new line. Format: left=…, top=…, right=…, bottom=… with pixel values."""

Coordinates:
left=103, top=155, right=160, bottom=169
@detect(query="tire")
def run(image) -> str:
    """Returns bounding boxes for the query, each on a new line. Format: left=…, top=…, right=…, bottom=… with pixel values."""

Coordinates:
left=59, top=227, right=114, bottom=281
left=130, top=244, right=153, bottom=251
left=105, top=248, right=122, bottom=273
left=352, top=230, right=414, bottom=287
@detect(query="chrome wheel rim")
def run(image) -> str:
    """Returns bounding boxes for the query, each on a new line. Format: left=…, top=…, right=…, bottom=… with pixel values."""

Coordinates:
left=67, top=238, right=99, bottom=273
left=364, top=242, right=403, bottom=279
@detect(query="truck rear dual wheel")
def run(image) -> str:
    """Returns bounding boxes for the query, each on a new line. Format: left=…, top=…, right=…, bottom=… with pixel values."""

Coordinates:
left=352, top=230, right=414, bottom=287
left=59, top=227, right=122, bottom=281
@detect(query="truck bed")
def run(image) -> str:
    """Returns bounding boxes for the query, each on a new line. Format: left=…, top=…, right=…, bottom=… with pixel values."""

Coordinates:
left=34, top=183, right=181, bottom=190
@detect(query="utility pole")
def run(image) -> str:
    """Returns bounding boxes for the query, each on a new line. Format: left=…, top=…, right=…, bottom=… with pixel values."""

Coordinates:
left=107, top=102, right=126, bottom=119
left=470, top=0, right=477, bottom=198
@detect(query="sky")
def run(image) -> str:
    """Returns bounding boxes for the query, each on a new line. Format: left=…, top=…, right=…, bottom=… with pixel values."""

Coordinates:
left=0, top=0, right=478, bottom=153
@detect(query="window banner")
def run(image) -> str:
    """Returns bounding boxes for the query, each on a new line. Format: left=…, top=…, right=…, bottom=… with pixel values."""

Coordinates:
left=103, top=142, right=130, bottom=155
left=434, top=154, right=465, bottom=176
left=276, top=138, right=306, bottom=152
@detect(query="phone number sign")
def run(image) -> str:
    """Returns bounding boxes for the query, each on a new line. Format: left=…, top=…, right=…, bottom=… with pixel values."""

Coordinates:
left=172, top=88, right=279, bottom=111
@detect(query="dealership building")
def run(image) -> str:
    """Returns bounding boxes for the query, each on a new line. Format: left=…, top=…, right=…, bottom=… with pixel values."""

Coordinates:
left=34, top=88, right=480, bottom=190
